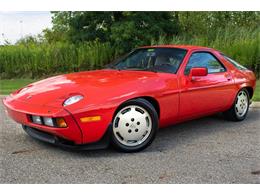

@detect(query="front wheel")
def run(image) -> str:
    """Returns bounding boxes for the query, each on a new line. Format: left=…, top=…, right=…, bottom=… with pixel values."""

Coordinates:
left=111, top=99, right=159, bottom=152
left=223, top=89, right=250, bottom=121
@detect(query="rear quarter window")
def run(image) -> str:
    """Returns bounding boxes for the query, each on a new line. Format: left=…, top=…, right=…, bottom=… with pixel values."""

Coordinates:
left=222, top=54, right=248, bottom=71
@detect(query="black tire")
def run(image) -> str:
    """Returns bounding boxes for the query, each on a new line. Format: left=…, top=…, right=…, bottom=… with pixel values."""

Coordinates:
left=223, top=88, right=250, bottom=121
left=111, top=98, right=159, bottom=152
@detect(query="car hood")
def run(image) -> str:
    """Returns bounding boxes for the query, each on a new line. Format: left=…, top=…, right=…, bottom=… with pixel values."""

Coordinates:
left=9, top=69, right=166, bottom=108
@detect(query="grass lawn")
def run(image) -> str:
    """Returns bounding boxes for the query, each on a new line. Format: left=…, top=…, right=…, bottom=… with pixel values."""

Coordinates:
left=0, top=79, right=36, bottom=95
left=252, top=80, right=260, bottom=101
left=1, top=79, right=260, bottom=101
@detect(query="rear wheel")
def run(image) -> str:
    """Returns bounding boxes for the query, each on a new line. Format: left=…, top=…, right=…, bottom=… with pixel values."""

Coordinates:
left=223, top=89, right=249, bottom=121
left=111, top=99, right=158, bottom=152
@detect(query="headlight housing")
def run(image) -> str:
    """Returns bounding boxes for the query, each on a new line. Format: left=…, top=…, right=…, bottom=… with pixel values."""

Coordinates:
left=63, top=95, right=84, bottom=106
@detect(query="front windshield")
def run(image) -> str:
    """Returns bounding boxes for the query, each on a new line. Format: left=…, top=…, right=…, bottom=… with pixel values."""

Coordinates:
left=109, top=48, right=187, bottom=74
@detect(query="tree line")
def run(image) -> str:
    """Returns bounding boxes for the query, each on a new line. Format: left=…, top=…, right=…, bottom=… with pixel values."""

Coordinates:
left=0, top=11, right=259, bottom=79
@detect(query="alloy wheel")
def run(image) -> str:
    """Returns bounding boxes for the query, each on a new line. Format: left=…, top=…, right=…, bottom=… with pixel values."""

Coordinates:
left=113, top=105, right=152, bottom=147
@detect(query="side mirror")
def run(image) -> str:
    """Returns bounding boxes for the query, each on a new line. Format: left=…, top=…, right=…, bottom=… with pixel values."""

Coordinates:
left=189, top=67, right=208, bottom=81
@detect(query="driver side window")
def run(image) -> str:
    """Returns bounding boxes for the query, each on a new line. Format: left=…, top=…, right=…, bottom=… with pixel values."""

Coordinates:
left=185, top=52, right=226, bottom=75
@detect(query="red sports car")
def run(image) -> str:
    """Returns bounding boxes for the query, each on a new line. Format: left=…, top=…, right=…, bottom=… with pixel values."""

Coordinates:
left=3, top=45, right=256, bottom=152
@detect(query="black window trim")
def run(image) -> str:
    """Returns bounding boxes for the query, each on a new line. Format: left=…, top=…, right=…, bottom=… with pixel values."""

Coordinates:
left=220, top=53, right=248, bottom=71
left=184, top=50, right=227, bottom=75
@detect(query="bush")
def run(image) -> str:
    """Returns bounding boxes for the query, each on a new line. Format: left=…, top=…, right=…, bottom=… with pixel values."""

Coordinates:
left=0, top=27, right=259, bottom=79
left=0, top=41, right=117, bottom=79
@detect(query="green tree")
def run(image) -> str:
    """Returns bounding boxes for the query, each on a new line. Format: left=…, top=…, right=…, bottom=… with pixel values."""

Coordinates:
left=177, top=11, right=259, bottom=38
left=49, top=12, right=179, bottom=51
left=110, top=12, right=179, bottom=52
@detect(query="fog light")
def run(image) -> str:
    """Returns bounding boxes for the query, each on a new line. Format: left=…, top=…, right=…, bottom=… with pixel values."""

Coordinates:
left=43, top=117, right=54, bottom=127
left=32, top=115, right=42, bottom=125
left=56, top=118, right=67, bottom=128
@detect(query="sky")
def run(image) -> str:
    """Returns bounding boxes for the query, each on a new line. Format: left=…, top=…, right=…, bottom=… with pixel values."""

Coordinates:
left=0, top=11, right=52, bottom=45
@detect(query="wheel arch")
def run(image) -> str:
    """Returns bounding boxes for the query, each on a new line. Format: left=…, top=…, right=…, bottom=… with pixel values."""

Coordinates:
left=138, top=96, right=160, bottom=118
left=244, top=86, right=254, bottom=99
left=113, top=96, right=160, bottom=119
left=237, top=82, right=254, bottom=100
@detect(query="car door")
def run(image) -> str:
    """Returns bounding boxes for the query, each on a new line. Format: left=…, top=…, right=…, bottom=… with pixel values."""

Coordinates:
left=179, top=51, right=235, bottom=119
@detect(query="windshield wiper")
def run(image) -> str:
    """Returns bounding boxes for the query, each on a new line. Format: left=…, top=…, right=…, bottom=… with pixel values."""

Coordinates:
left=132, top=68, right=157, bottom=73
left=141, top=67, right=157, bottom=73
left=108, top=67, right=157, bottom=73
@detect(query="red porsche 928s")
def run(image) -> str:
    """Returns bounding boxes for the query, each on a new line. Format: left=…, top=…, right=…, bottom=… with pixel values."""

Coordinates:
left=3, top=45, right=256, bottom=152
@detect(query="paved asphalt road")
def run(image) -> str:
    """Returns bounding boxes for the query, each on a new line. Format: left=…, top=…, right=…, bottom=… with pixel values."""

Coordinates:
left=0, top=101, right=259, bottom=183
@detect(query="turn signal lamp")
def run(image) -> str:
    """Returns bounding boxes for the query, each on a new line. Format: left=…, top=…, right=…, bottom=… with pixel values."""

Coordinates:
left=80, top=116, right=101, bottom=123
left=56, top=118, right=68, bottom=128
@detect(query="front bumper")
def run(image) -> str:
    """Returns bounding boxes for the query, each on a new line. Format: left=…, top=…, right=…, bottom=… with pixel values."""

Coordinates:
left=22, top=125, right=111, bottom=150
left=3, top=96, right=83, bottom=144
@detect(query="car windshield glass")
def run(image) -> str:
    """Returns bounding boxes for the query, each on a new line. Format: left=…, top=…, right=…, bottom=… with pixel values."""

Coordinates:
left=109, top=48, right=187, bottom=74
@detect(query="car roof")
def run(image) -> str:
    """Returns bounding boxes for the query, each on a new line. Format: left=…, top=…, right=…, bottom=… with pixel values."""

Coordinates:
left=139, top=44, right=216, bottom=51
